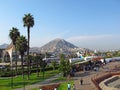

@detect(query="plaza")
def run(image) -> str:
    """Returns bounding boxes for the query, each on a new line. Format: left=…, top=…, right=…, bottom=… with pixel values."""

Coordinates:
left=12, top=60, right=120, bottom=90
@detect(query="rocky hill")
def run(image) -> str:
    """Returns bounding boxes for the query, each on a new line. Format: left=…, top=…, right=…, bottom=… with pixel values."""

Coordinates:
left=0, top=43, right=8, bottom=49
left=40, top=38, right=78, bottom=54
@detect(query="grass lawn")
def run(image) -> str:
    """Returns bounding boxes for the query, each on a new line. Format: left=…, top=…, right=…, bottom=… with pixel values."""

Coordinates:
left=29, top=80, right=74, bottom=90
left=0, top=70, right=59, bottom=90
left=29, top=88, right=38, bottom=90
left=58, top=81, right=74, bottom=90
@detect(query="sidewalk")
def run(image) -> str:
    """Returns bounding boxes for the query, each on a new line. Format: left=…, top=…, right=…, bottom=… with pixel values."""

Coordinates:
left=14, top=73, right=61, bottom=90
left=73, top=71, right=98, bottom=90
left=74, top=61, right=120, bottom=90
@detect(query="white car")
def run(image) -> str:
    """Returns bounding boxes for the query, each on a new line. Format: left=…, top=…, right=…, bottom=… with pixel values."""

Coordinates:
left=0, top=65, right=5, bottom=69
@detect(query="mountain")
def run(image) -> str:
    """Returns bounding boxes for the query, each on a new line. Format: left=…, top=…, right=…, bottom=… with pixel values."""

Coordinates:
left=40, top=38, right=78, bottom=54
left=0, top=43, right=8, bottom=49
left=30, top=47, right=40, bottom=53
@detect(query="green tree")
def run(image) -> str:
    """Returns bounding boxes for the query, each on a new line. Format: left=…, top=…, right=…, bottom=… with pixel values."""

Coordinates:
left=41, top=60, right=47, bottom=79
left=23, top=13, right=34, bottom=79
left=0, top=49, right=3, bottom=58
left=59, top=54, right=71, bottom=77
left=66, top=59, right=71, bottom=75
left=27, top=55, right=33, bottom=74
left=16, top=35, right=27, bottom=79
left=9, top=27, right=20, bottom=75
left=51, top=60, right=57, bottom=70
left=34, top=55, right=39, bottom=77
left=106, top=52, right=113, bottom=58
left=34, top=54, right=43, bottom=77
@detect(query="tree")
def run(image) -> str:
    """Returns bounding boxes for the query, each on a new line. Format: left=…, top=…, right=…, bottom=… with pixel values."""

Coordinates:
left=59, top=54, right=71, bottom=77
left=51, top=60, right=57, bottom=70
left=41, top=60, right=47, bottom=79
left=9, top=27, right=20, bottom=75
left=34, top=54, right=43, bottom=77
left=65, top=59, right=71, bottom=75
left=16, top=35, right=27, bottom=78
left=34, top=56, right=39, bottom=77
left=0, top=49, right=3, bottom=59
left=23, top=13, right=34, bottom=79
left=27, top=55, right=33, bottom=74
left=23, top=13, right=34, bottom=54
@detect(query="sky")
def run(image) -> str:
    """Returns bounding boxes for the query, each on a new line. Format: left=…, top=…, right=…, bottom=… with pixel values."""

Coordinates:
left=0, top=0, right=120, bottom=51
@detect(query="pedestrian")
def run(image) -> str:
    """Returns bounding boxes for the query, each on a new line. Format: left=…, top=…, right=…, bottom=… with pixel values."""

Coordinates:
left=54, top=87, right=57, bottom=90
left=80, top=78, right=83, bottom=85
left=67, top=82, right=71, bottom=90
left=39, top=88, right=42, bottom=90
left=73, top=84, right=76, bottom=90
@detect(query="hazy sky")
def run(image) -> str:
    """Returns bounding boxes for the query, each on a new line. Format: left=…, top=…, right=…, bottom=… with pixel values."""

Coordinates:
left=0, top=0, right=120, bottom=50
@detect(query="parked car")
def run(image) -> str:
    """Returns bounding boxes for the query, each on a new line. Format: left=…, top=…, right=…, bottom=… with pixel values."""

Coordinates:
left=0, top=65, right=5, bottom=69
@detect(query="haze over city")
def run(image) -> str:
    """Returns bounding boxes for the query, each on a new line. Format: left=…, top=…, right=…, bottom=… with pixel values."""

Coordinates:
left=0, top=0, right=120, bottom=50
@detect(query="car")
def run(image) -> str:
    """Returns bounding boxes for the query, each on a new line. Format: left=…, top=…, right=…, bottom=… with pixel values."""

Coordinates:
left=0, top=65, right=5, bottom=69
left=93, top=67, right=99, bottom=71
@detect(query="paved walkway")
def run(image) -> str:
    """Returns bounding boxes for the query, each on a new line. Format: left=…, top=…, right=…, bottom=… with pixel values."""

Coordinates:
left=14, top=73, right=62, bottom=90
left=14, top=61, right=120, bottom=90
left=73, top=71, right=101, bottom=90
left=73, top=61, right=120, bottom=90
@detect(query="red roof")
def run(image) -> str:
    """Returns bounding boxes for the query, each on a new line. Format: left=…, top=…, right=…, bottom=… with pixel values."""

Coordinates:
left=92, top=56, right=102, bottom=61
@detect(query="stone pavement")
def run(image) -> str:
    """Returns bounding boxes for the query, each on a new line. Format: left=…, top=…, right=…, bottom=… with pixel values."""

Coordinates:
left=73, top=61, right=120, bottom=90
left=73, top=71, right=99, bottom=90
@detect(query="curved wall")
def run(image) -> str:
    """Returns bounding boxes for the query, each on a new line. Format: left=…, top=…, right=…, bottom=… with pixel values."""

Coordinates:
left=91, top=72, right=120, bottom=90
left=99, top=76, right=120, bottom=90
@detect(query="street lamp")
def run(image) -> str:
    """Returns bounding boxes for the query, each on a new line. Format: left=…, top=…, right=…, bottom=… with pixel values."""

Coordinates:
left=11, top=57, right=13, bottom=89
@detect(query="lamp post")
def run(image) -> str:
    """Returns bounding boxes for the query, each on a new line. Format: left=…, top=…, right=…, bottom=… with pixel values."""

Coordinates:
left=23, top=74, right=25, bottom=90
left=8, top=50, right=13, bottom=89
left=42, top=61, right=45, bottom=79
left=22, top=64, right=25, bottom=90
left=11, top=59, right=13, bottom=89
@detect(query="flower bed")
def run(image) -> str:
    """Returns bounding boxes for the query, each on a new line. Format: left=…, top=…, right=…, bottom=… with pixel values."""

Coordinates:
left=39, top=83, right=60, bottom=90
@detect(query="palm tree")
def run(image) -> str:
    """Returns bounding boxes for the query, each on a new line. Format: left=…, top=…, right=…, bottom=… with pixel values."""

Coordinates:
left=9, top=27, right=20, bottom=75
left=23, top=13, right=34, bottom=55
left=23, top=13, right=34, bottom=79
left=34, top=55, right=40, bottom=77
left=34, top=54, right=43, bottom=77
left=41, top=60, right=47, bottom=79
left=16, top=35, right=27, bottom=78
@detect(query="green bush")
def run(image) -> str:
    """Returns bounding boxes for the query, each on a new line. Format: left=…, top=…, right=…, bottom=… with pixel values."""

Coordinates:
left=0, top=65, right=59, bottom=77
left=0, top=71, right=15, bottom=77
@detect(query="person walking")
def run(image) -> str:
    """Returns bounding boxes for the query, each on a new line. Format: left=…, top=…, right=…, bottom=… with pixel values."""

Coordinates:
left=80, top=78, right=83, bottom=85
left=54, top=87, right=57, bottom=90
left=67, top=82, right=71, bottom=90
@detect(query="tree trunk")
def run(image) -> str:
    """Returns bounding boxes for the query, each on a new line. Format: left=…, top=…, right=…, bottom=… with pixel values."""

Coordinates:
left=36, top=59, right=39, bottom=77
left=21, top=54, right=25, bottom=90
left=27, top=26, right=30, bottom=80
left=21, top=54, right=24, bottom=79
left=15, top=46, right=18, bottom=76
